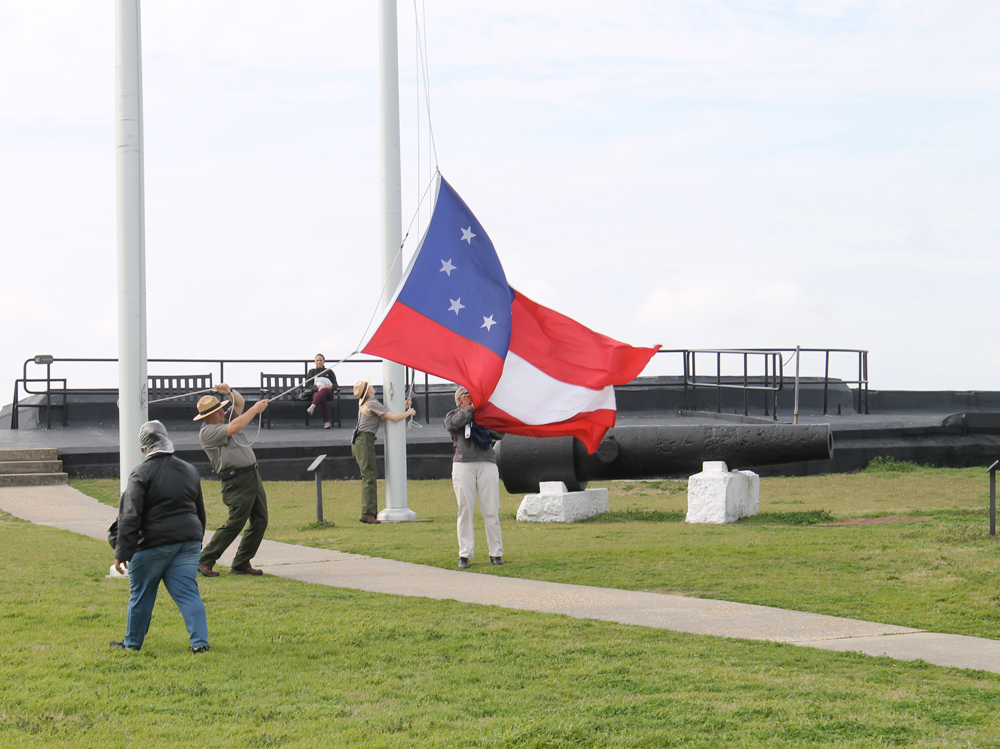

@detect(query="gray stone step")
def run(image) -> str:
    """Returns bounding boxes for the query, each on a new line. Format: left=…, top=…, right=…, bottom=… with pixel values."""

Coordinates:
left=0, top=460, right=63, bottom=475
left=0, top=473, right=68, bottom=488
left=0, top=448, right=59, bottom=462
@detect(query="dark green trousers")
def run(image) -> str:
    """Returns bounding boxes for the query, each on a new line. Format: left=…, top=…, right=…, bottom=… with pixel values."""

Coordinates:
left=200, top=469, right=268, bottom=571
left=351, top=431, right=378, bottom=516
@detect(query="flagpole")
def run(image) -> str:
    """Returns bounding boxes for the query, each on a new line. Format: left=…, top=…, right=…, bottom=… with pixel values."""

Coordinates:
left=115, top=0, right=148, bottom=492
left=377, top=0, right=417, bottom=521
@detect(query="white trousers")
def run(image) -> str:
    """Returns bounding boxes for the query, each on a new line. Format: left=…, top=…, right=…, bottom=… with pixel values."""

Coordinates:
left=452, top=461, right=503, bottom=559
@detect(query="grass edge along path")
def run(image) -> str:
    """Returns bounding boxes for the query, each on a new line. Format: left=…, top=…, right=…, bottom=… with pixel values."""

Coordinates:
left=3, top=513, right=1000, bottom=748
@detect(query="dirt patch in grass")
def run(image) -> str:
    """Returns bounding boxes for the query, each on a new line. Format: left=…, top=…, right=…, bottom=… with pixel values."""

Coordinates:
left=822, top=516, right=932, bottom=526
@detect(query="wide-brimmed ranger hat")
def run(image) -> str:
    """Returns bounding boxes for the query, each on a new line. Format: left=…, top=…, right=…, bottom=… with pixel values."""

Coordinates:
left=193, top=395, right=230, bottom=421
left=352, top=378, right=371, bottom=399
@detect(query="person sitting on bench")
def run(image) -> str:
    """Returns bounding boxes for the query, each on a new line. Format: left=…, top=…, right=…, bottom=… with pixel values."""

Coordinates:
left=305, top=353, right=338, bottom=429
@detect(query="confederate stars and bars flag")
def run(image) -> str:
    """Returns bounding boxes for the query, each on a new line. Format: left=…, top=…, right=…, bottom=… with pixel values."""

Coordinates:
left=361, top=174, right=660, bottom=453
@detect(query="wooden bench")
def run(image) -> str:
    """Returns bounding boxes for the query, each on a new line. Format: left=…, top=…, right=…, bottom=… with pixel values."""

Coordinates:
left=147, top=375, right=214, bottom=420
left=260, top=373, right=343, bottom=429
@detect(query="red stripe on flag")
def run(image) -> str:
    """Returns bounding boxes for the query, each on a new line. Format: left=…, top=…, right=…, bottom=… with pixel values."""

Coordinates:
left=509, top=291, right=660, bottom=389
left=475, top=401, right=617, bottom=454
left=362, top=302, right=505, bottom=406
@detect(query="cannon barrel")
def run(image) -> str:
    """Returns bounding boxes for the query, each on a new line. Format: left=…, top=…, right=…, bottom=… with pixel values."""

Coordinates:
left=495, top=424, right=833, bottom=494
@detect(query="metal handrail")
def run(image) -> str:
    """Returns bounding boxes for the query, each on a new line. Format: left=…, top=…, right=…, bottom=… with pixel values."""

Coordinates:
left=9, top=355, right=387, bottom=429
left=667, top=348, right=869, bottom=419
left=9, top=348, right=870, bottom=429
left=682, top=349, right=784, bottom=420
left=791, top=348, right=869, bottom=416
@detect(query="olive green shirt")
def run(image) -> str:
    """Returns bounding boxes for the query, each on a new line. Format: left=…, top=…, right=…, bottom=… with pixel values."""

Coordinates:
left=355, top=398, right=389, bottom=434
left=199, top=422, right=257, bottom=473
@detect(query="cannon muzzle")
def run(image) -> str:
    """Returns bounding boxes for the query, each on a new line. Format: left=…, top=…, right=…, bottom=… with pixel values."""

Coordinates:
left=496, top=424, right=833, bottom=494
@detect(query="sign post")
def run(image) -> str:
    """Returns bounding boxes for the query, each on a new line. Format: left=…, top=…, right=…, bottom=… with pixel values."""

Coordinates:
left=308, top=454, right=327, bottom=523
left=988, top=460, right=998, bottom=537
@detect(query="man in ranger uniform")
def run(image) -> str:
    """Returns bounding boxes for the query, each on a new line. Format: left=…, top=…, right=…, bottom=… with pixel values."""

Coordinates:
left=194, top=384, right=269, bottom=577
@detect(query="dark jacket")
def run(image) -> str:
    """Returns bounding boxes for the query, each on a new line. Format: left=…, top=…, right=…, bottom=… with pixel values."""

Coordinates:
left=114, top=454, right=206, bottom=562
left=306, top=367, right=338, bottom=391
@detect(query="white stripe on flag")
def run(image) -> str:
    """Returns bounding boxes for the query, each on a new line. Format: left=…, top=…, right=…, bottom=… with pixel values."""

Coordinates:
left=487, top=352, right=616, bottom=425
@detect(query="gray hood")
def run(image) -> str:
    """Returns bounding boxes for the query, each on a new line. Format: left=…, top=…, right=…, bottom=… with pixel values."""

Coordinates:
left=139, top=420, right=175, bottom=459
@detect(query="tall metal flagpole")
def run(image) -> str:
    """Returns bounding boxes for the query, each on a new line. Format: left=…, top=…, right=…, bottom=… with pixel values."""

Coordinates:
left=115, top=0, right=148, bottom=492
left=377, top=0, right=417, bottom=521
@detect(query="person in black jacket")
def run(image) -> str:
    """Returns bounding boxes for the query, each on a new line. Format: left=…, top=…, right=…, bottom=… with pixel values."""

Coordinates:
left=305, top=353, right=338, bottom=428
left=110, top=421, right=210, bottom=653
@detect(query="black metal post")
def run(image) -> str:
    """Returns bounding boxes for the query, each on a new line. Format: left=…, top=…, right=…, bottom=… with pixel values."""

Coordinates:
left=45, top=360, right=52, bottom=429
left=863, top=351, right=869, bottom=414
left=682, top=351, right=690, bottom=410
left=772, top=353, right=779, bottom=421
left=691, top=353, right=697, bottom=411
left=763, top=355, right=769, bottom=417
left=743, top=353, right=748, bottom=416
left=315, top=471, right=324, bottom=523
left=989, top=461, right=998, bottom=537
left=424, top=372, right=430, bottom=424
left=823, top=350, right=830, bottom=415
left=857, top=352, right=863, bottom=414
left=716, top=352, right=721, bottom=413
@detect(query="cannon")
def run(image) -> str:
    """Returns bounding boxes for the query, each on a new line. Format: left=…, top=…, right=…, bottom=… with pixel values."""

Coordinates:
left=495, top=424, right=833, bottom=494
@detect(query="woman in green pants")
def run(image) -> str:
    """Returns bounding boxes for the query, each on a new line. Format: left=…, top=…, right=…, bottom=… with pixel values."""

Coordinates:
left=351, top=378, right=415, bottom=524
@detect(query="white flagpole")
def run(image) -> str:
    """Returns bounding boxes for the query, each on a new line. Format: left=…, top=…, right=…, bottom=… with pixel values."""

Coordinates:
left=378, top=0, right=417, bottom=521
left=115, top=0, right=148, bottom=492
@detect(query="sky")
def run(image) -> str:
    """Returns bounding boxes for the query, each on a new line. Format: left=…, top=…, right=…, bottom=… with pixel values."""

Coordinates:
left=2, top=0, right=999, bottom=404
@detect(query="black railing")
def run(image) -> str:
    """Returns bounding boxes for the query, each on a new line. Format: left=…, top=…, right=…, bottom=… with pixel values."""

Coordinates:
left=684, top=349, right=784, bottom=420
left=9, top=356, right=387, bottom=429
left=670, top=348, right=869, bottom=420
left=9, top=348, right=869, bottom=429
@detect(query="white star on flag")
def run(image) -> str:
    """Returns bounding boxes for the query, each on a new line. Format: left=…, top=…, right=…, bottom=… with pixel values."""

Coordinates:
left=440, top=259, right=456, bottom=276
left=448, top=298, right=465, bottom=315
left=461, top=226, right=476, bottom=244
left=481, top=315, right=496, bottom=331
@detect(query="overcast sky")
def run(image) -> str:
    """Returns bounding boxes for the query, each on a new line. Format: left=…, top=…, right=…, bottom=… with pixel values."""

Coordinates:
left=2, top=1, right=999, bottom=403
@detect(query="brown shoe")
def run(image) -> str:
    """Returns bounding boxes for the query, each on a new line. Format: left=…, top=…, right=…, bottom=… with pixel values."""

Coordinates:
left=198, top=564, right=220, bottom=577
left=359, top=514, right=381, bottom=524
left=229, top=566, right=263, bottom=576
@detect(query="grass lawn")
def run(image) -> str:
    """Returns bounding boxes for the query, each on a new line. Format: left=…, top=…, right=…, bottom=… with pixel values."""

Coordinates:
left=73, top=463, right=1000, bottom=640
left=3, top=510, right=1000, bottom=748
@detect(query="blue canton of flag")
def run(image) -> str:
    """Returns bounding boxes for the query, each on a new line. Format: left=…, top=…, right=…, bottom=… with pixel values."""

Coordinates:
left=396, top=178, right=514, bottom=360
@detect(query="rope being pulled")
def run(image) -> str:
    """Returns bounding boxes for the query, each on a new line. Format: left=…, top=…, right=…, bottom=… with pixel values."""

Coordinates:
left=146, top=356, right=422, bottom=435
left=233, top=363, right=351, bottom=446
left=147, top=362, right=353, bottom=406
left=147, top=387, right=216, bottom=405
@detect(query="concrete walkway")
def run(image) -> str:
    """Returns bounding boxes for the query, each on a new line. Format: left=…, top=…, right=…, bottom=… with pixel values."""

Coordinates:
left=2, top=483, right=999, bottom=674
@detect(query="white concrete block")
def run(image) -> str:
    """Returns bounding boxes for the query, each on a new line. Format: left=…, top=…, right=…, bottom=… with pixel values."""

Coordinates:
left=517, top=487, right=609, bottom=523
left=686, top=461, right=759, bottom=524
left=539, top=481, right=569, bottom=495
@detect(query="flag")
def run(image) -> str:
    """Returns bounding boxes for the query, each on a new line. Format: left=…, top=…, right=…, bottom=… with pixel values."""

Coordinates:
left=362, top=174, right=659, bottom=453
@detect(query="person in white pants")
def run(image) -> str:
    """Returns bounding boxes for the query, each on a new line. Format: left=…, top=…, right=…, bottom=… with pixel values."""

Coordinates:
left=443, top=387, right=504, bottom=569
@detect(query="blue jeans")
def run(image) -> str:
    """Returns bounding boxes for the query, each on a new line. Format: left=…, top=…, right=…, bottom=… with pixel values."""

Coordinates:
left=125, top=540, right=209, bottom=649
